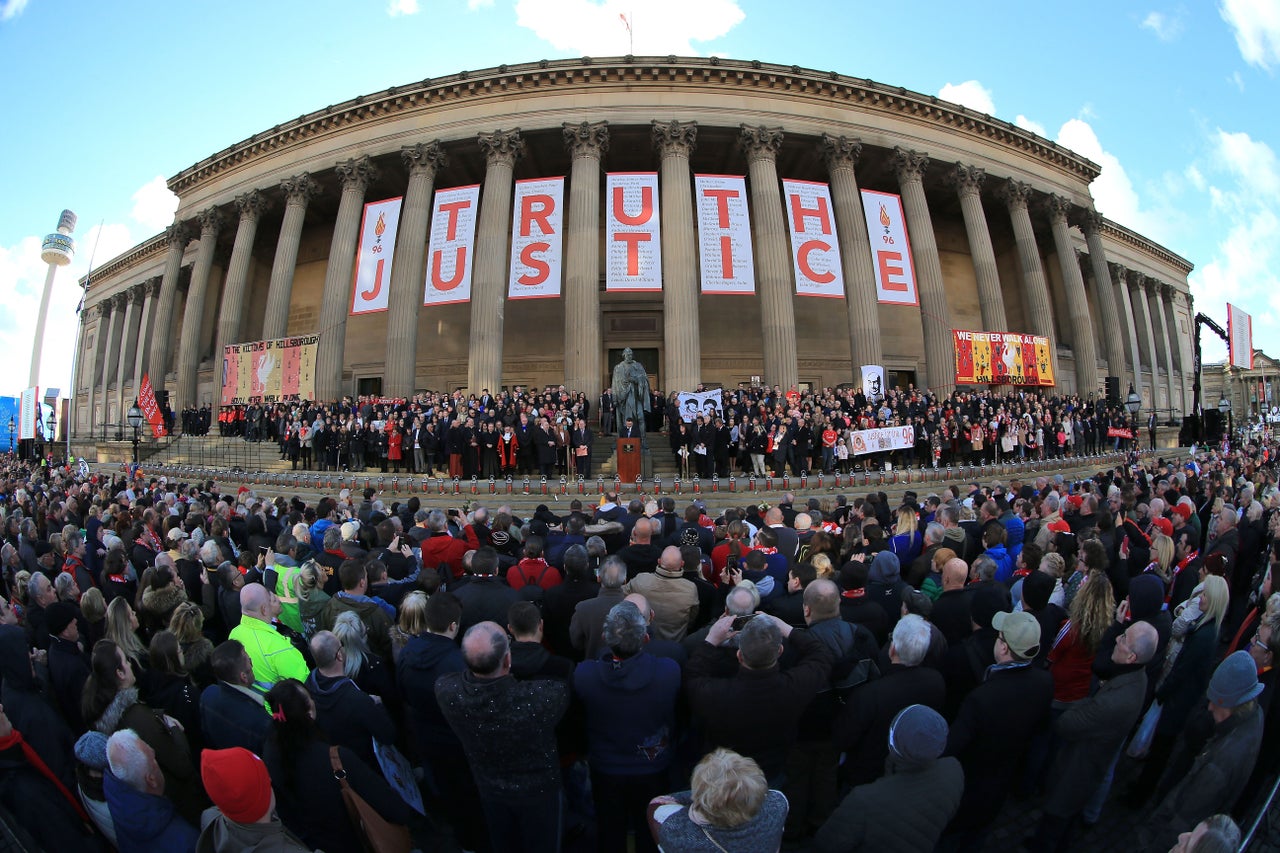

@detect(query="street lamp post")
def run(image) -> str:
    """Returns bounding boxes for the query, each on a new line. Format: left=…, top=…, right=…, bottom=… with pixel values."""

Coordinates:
left=47, top=406, right=56, bottom=465
left=1125, top=385, right=1141, bottom=452
left=127, top=401, right=144, bottom=466
left=6, top=415, right=13, bottom=455
left=1219, top=396, right=1232, bottom=450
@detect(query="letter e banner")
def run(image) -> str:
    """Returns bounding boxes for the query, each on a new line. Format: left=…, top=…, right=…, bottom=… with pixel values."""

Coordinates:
left=861, top=189, right=918, bottom=306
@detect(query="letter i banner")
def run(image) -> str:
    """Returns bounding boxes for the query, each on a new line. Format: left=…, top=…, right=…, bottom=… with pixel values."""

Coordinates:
left=423, top=185, right=480, bottom=306
left=694, top=174, right=755, bottom=294
left=508, top=177, right=564, bottom=299
left=782, top=179, right=844, bottom=298
left=605, top=172, right=662, bottom=292
left=351, top=197, right=402, bottom=315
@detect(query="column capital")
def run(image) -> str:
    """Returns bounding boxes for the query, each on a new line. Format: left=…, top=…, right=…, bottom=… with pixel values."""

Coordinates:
left=477, top=129, right=524, bottom=167
left=1080, top=208, right=1106, bottom=237
left=819, top=133, right=862, bottom=171
left=235, top=189, right=268, bottom=222
left=1045, top=193, right=1073, bottom=224
left=893, top=148, right=930, bottom=184
left=998, top=179, right=1033, bottom=211
left=739, top=125, right=783, bottom=162
left=949, top=163, right=986, bottom=196
left=402, top=140, right=449, bottom=177
left=1130, top=271, right=1147, bottom=289
left=335, top=155, right=378, bottom=193
left=563, top=121, right=609, bottom=158
left=652, top=119, right=697, bottom=158
left=165, top=222, right=192, bottom=249
left=143, top=277, right=162, bottom=299
left=106, top=292, right=126, bottom=311
left=281, top=173, right=320, bottom=207
left=1143, top=276, right=1161, bottom=295
left=87, top=302, right=104, bottom=320
left=127, top=283, right=146, bottom=305
left=1108, top=261, right=1129, bottom=283
left=197, top=206, right=223, bottom=237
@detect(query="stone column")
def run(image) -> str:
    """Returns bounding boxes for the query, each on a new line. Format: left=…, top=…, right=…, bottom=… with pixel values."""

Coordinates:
left=1079, top=211, right=1131, bottom=386
left=467, top=129, right=523, bottom=394
left=98, top=295, right=124, bottom=430
left=130, top=278, right=160, bottom=392
left=1046, top=195, right=1100, bottom=394
left=821, top=134, right=882, bottom=373
left=1168, top=288, right=1193, bottom=412
left=893, top=148, right=954, bottom=394
left=1131, top=272, right=1161, bottom=406
left=384, top=142, right=447, bottom=397
left=1109, top=263, right=1144, bottom=394
left=262, top=173, right=320, bottom=341
left=84, top=303, right=104, bottom=434
left=563, top=122, right=608, bottom=401
left=215, top=191, right=267, bottom=361
left=653, top=120, right=701, bottom=394
left=315, top=156, right=378, bottom=402
left=999, top=181, right=1057, bottom=378
left=951, top=164, right=1007, bottom=331
left=147, top=224, right=192, bottom=393
left=113, top=286, right=142, bottom=421
left=1150, top=280, right=1177, bottom=414
left=177, top=208, right=222, bottom=410
left=740, top=125, right=798, bottom=390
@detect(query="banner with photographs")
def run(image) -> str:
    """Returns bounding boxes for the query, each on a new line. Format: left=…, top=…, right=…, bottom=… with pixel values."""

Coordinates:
left=849, top=424, right=916, bottom=456
left=676, top=389, right=724, bottom=422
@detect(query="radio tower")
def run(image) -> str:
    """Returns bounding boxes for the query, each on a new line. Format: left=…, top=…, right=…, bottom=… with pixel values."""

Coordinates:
left=30, top=210, right=77, bottom=387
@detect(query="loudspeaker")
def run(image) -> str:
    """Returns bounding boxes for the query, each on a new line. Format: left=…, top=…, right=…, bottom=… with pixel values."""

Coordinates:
left=1105, top=376, right=1120, bottom=407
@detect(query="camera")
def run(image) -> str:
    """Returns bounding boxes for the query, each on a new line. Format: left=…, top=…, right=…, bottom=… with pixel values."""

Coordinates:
left=731, top=614, right=756, bottom=631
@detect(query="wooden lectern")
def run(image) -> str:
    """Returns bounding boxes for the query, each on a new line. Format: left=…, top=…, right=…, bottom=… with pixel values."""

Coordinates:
left=616, top=438, right=641, bottom=483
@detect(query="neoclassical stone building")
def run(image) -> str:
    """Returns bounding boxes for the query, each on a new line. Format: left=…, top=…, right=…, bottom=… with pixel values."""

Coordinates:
left=72, top=55, right=1195, bottom=438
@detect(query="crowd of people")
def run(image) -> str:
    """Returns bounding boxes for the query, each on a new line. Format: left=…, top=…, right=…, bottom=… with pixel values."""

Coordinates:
left=200, top=385, right=1148, bottom=480
left=0, top=425, right=1275, bottom=852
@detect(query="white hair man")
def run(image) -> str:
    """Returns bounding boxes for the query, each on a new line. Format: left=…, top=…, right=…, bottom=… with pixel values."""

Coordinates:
left=103, top=729, right=198, bottom=850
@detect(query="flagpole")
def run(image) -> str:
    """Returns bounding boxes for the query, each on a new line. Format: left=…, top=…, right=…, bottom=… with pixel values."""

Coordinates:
left=67, top=221, right=103, bottom=462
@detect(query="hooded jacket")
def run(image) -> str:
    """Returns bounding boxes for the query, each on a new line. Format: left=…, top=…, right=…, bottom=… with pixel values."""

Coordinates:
left=866, top=551, right=906, bottom=629
left=397, top=631, right=466, bottom=750
left=103, top=769, right=198, bottom=853
left=573, top=650, right=681, bottom=775
left=305, top=671, right=395, bottom=771
left=1093, top=573, right=1172, bottom=706
left=0, top=624, right=76, bottom=790
left=197, top=810, right=314, bottom=852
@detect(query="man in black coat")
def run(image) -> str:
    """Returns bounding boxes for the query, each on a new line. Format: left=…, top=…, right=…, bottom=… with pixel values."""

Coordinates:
left=940, top=610, right=1054, bottom=851
left=454, top=547, right=522, bottom=634
left=44, top=603, right=89, bottom=733
left=199, top=640, right=272, bottom=755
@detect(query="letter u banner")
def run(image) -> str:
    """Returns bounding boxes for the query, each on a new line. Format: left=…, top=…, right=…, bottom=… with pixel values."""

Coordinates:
left=424, top=184, right=480, bottom=306
left=508, top=177, right=564, bottom=300
left=351, top=197, right=402, bottom=315
left=605, top=172, right=662, bottom=292
left=781, top=179, right=844, bottom=298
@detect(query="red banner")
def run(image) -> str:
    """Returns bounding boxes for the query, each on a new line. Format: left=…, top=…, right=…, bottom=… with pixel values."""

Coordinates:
left=1107, top=427, right=1134, bottom=439
left=138, top=374, right=168, bottom=437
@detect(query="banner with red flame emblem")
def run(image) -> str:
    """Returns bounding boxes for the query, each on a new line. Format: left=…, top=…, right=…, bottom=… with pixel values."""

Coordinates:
left=350, top=197, right=402, bottom=315
left=860, top=189, right=918, bottom=306
left=953, top=329, right=1054, bottom=386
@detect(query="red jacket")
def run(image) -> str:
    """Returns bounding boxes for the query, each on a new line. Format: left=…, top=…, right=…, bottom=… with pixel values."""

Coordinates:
left=507, top=558, right=562, bottom=591
left=421, top=533, right=470, bottom=580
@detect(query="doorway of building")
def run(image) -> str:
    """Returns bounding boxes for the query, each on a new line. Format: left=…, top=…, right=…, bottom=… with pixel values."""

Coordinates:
left=357, top=377, right=383, bottom=398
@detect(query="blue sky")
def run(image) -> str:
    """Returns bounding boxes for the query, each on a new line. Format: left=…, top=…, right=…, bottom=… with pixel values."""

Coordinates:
left=2, top=0, right=1278, bottom=400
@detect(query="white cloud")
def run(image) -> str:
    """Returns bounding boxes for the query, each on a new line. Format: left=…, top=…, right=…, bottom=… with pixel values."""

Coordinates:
left=1190, top=129, right=1280, bottom=361
left=387, top=0, right=419, bottom=16
left=129, top=176, right=179, bottom=233
left=1056, top=117, right=1146, bottom=233
left=1220, top=0, right=1280, bottom=69
left=0, top=221, right=135, bottom=398
left=937, top=80, right=995, bottom=116
left=1014, top=114, right=1047, bottom=138
left=0, top=0, right=28, bottom=22
left=1141, top=10, right=1184, bottom=41
left=1230, top=70, right=1246, bottom=91
left=1185, top=163, right=1207, bottom=191
left=513, top=0, right=744, bottom=56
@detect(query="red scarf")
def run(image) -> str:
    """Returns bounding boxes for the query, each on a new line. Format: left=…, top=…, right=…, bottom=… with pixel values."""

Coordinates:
left=0, top=730, right=89, bottom=823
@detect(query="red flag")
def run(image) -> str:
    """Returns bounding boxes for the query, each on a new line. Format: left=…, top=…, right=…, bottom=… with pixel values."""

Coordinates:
left=138, top=374, right=168, bottom=437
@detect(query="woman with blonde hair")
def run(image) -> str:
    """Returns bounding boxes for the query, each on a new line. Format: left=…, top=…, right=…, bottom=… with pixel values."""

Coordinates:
left=79, top=586, right=108, bottom=647
left=331, top=610, right=392, bottom=699
left=390, top=590, right=429, bottom=660
left=1048, top=569, right=1115, bottom=705
left=105, top=597, right=148, bottom=674
left=889, top=506, right=922, bottom=565
left=647, top=748, right=787, bottom=851
left=295, top=561, right=330, bottom=638
left=1126, top=574, right=1231, bottom=807
left=1142, top=533, right=1175, bottom=587
left=168, top=602, right=214, bottom=690
left=810, top=553, right=835, bottom=581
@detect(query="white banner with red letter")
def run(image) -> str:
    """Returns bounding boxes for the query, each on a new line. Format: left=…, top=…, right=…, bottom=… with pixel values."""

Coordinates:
left=423, top=184, right=480, bottom=306
left=138, top=373, right=168, bottom=437
left=508, top=177, right=564, bottom=300
left=861, top=189, right=918, bottom=306
left=605, top=172, right=662, bottom=292
left=849, top=424, right=916, bottom=457
left=350, top=197, right=402, bottom=315
left=1228, top=303, right=1254, bottom=369
left=782, top=179, right=844, bottom=298
left=694, top=174, right=755, bottom=294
